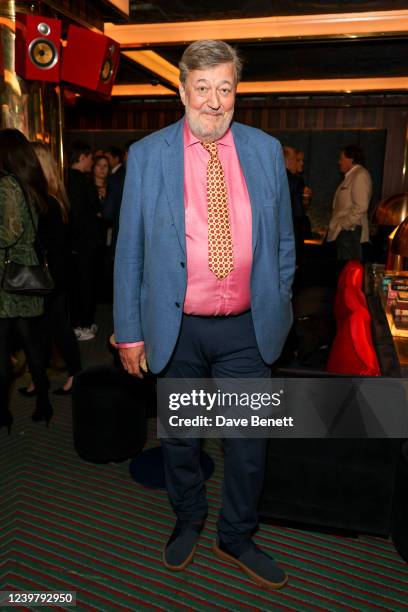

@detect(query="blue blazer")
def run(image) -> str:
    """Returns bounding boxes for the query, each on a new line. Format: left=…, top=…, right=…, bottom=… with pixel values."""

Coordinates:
left=114, top=118, right=295, bottom=373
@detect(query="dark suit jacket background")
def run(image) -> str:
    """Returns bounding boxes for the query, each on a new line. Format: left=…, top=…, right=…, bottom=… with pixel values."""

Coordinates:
left=38, top=195, right=71, bottom=291
left=286, top=169, right=304, bottom=219
left=102, top=164, right=126, bottom=255
left=67, top=169, right=102, bottom=254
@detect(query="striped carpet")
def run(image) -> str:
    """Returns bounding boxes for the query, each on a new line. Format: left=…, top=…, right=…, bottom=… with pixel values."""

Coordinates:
left=1, top=307, right=408, bottom=610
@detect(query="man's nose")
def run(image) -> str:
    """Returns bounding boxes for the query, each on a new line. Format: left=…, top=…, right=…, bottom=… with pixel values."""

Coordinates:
left=207, top=88, right=221, bottom=109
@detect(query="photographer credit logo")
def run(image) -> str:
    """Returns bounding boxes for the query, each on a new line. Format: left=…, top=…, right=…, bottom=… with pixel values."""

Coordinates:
left=157, top=377, right=408, bottom=439
left=158, top=379, right=294, bottom=438
left=167, top=387, right=292, bottom=429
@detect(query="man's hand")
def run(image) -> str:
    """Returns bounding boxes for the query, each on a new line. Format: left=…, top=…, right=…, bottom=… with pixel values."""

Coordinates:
left=119, top=345, right=147, bottom=379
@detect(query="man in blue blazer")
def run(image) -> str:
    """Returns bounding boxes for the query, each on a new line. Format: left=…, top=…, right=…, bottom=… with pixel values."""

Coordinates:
left=114, top=40, right=295, bottom=589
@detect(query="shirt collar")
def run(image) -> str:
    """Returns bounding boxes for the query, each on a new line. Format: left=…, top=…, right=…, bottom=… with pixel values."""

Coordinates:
left=183, top=118, right=233, bottom=148
left=345, top=164, right=361, bottom=178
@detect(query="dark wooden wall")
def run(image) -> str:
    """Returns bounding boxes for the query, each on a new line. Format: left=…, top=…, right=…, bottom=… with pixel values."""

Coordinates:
left=65, top=94, right=408, bottom=199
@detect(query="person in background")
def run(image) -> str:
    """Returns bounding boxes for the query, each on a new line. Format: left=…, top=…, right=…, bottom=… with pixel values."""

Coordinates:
left=114, top=40, right=295, bottom=589
left=327, top=144, right=372, bottom=262
left=296, top=150, right=312, bottom=209
left=0, top=129, right=53, bottom=430
left=296, top=149, right=312, bottom=239
left=92, top=154, right=111, bottom=297
left=104, top=145, right=123, bottom=176
left=67, top=141, right=101, bottom=341
left=296, top=150, right=305, bottom=175
left=92, top=155, right=110, bottom=203
left=34, top=143, right=82, bottom=395
left=283, top=145, right=305, bottom=261
left=103, top=141, right=135, bottom=256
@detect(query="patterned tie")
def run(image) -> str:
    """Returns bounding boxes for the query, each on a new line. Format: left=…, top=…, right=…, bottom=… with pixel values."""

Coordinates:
left=202, top=142, right=234, bottom=280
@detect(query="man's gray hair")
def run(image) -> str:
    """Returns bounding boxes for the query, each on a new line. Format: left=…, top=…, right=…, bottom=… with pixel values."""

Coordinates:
left=179, top=40, right=243, bottom=85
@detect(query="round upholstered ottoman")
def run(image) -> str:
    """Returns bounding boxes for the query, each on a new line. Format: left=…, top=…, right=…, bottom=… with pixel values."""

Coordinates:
left=72, top=366, right=148, bottom=463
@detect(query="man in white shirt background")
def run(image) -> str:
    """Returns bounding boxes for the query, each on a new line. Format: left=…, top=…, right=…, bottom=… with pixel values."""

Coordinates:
left=327, top=144, right=372, bottom=262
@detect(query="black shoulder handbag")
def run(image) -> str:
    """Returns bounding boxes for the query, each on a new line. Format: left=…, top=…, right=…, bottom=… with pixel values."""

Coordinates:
left=1, top=174, right=54, bottom=296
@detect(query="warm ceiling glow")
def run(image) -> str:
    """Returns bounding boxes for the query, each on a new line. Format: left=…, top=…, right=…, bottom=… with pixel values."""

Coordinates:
left=112, top=83, right=176, bottom=96
left=105, top=9, right=408, bottom=46
left=122, top=51, right=180, bottom=87
left=111, top=76, right=408, bottom=97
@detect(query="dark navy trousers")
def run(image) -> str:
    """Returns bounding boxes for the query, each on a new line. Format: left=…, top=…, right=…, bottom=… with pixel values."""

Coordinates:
left=161, top=310, right=270, bottom=551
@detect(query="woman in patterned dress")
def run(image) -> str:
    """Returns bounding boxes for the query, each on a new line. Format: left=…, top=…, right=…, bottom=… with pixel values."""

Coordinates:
left=0, top=129, right=53, bottom=432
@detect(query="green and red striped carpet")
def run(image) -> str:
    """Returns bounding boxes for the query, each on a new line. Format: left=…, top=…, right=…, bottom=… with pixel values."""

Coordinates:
left=1, top=393, right=408, bottom=610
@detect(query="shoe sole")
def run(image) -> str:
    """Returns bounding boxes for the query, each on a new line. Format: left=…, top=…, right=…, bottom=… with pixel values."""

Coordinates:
left=162, top=543, right=198, bottom=571
left=212, top=543, right=288, bottom=590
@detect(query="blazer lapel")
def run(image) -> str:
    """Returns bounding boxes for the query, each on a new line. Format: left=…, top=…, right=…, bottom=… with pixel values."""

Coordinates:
left=161, top=119, right=186, bottom=255
left=232, top=123, right=260, bottom=254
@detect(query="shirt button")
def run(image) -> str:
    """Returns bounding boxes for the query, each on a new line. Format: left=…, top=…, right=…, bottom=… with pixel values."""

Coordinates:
left=175, top=302, right=180, bottom=308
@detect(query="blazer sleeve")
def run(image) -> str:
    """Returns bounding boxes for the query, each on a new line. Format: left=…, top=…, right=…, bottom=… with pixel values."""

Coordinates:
left=113, top=147, right=144, bottom=343
left=345, top=170, right=372, bottom=228
left=275, top=144, right=296, bottom=298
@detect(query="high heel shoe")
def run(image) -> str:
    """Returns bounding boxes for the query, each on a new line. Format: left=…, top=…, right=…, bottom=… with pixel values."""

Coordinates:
left=19, top=386, right=37, bottom=398
left=31, top=403, right=53, bottom=427
left=0, top=411, right=13, bottom=435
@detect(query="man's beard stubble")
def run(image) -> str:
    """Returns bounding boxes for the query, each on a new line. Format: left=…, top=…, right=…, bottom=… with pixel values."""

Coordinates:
left=185, top=108, right=234, bottom=142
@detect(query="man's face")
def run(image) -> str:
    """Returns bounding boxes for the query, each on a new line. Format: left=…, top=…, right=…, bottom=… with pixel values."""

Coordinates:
left=338, top=151, right=353, bottom=174
left=105, top=152, right=119, bottom=170
left=81, top=152, right=93, bottom=173
left=285, top=150, right=297, bottom=175
left=296, top=152, right=304, bottom=174
left=179, top=62, right=236, bottom=143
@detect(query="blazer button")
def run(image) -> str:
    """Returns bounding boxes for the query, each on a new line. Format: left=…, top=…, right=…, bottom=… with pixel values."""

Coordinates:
left=175, top=302, right=180, bottom=308
left=180, top=262, right=185, bottom=268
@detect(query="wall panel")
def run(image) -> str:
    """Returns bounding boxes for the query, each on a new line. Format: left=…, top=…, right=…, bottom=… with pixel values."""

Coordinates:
left=65, top=94, right=408, bottom=202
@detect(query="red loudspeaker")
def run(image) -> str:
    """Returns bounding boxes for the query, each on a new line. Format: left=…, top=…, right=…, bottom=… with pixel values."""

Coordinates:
left=15, top=14, right=61, bottom=82
left=61, top=25, right=120, bottom=99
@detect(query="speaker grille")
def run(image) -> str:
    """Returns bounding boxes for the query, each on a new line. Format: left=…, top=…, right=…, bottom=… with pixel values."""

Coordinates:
left=28, top=38, right=58, bottom=69
left=100, top=59, right=113, bottom=82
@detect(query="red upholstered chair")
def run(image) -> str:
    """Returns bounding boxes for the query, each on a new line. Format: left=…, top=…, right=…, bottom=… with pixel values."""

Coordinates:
left=334, top=260, right=367, bottom=322
left=327, top=307, right=381, bottom=376
left=334, top=284, right=368, bottom=322
left=337, top=260, right=364, bottom=291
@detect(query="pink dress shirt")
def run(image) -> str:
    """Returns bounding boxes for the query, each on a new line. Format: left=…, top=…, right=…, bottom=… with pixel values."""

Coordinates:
left=183, top=122, right=252, bottom=315
left=117, top=121, right=253, bottom=348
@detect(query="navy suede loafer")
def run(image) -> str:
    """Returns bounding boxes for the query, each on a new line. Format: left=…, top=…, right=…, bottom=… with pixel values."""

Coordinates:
left=163, top=521, right=204, bottom=571
left=213, top=539, right=288, bottom=589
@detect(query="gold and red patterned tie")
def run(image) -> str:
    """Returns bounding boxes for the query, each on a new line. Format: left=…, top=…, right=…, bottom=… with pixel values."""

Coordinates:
left=202, top=142, right=234, bottom=279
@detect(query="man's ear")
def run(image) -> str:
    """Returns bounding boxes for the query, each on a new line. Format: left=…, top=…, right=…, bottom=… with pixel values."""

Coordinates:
left=179, top=81, right=186, bottom=106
